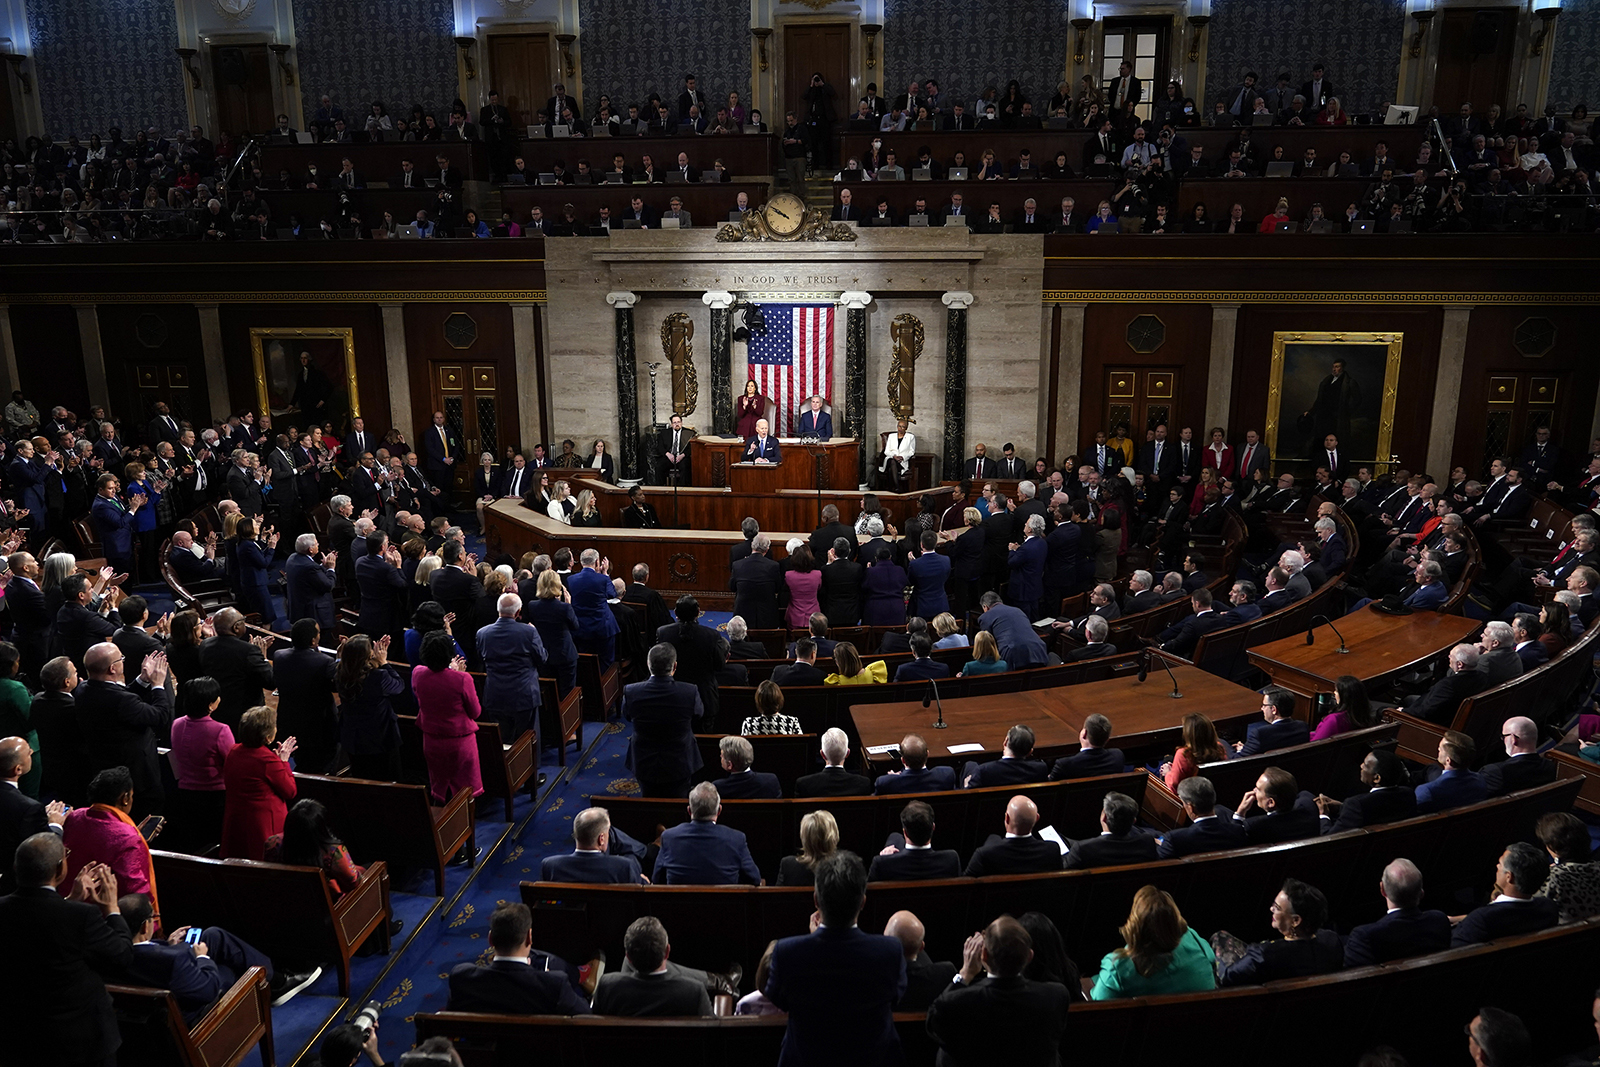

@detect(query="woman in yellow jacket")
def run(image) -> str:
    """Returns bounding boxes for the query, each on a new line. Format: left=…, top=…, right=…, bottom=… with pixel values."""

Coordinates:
left=823, top=641, right=888, bottom=685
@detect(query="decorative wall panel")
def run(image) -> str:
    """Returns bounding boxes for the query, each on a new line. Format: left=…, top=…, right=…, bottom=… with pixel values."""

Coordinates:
left=1547, top=0, right=1600, bottom=114
left=578, top=0, right=749, bottom=120
left=27, top=0, right=186, bottom=135
left=290, top=0, right=460, bottom=120
left=883, top=0, right=1067, bottom=110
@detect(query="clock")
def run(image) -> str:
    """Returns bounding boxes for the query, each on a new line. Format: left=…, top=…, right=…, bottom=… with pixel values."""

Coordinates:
left=760, top=193, right=809, bottom=239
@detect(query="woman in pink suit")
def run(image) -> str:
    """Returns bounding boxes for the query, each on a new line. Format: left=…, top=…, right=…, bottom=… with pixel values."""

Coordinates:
left=411, top=629, right=483, bottom=804
left=1205, top=427, right=1235, bottom=479
left=62, top=764, right=158, bottom=914
left=783, top=544, right=823, bottom=630
left=221, top=706, right=298, bottom=860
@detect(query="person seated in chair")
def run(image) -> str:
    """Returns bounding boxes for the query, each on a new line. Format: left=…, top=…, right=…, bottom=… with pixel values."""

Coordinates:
left=1234, top=687, right=1309, bottom=756
left=1482, top=716, right=1556, bottom=796
left=1414, top=731, right=1487, bottom=813
left=447, top=902, right=593, bottom=1015
left=1341, top=859, right=1450, bottom=967
left=540, top=807, right=648, bottom=884
left=1450, top=843, right=1560, bottom=946
left=962, top=724, right=1048, bottom=788
left=724, top=615, right=769, bottom=660
left=794, top=728, right=873, bottom=797
left=867, top=800, right=962, bottom=881
left=1311, top=750, right=1417, bottom=834
left=167, top=529, right=223, bottom=585
left=1156, top=775, right=1248, bottom=858
left=1063, top=791, right=1158, bottom=869
left=710, top=735, right=781, bottom=799
left=1066, top=615, right=1116, bottom=661
left=874, top=733, right=957, bottom=794
left=592, top=916, right=714, bottom=1017
left=1049, top=713, right=1124, bottom=779
left=652, top=783, right=762, bottom=884
left=1217, top=878, right=1343, bottom=985
left=893, top=633, right=950, bottom=683
left=963, top=794, right=1063, bottom=876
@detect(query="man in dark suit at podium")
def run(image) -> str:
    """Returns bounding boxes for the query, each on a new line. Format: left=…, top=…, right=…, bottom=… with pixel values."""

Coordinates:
left=743, top=418, right=781, bottom=464
left=798, top=395, right=833, bottom=439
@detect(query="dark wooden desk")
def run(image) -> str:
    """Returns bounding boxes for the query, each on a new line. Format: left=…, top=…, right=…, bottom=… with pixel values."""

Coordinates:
left=1247, top=608, right=1479, bottom=703
left=1175, top=177, right=1372, bottom=223
left=501, top=181, right=768, bottom=227
left=507, top=132, right=776, bottom=177
left=852, top=659, right=1265, bottom=765
left=559, top=476, right=953, bottom=534
left=250, top=189, right=440, bottom=231
left=690, top=437, right=859, bottom=491
left=259, top=141, right=487, bottom=182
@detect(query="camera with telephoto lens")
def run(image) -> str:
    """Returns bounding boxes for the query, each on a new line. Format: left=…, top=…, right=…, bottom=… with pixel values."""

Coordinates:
left=351, top=1000, right=382, bottom=1034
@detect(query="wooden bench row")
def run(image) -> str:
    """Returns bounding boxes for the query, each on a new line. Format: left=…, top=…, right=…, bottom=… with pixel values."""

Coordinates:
left=109, top=965, right=274, bottom=1067
left=416, top=917, right=1600, bottom=1067
left=525, top=778, right=1578, bottom=981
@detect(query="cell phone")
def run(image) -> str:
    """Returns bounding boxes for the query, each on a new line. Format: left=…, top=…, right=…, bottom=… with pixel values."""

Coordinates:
left=184, top=927, right=203, bottom=945
left=887, top=747, right=902, bottom=763
left=136, top=815, right=164, bottom=841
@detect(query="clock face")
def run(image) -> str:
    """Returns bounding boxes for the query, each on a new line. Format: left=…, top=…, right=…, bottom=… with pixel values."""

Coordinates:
left=763, top=193, right=808, bottom=237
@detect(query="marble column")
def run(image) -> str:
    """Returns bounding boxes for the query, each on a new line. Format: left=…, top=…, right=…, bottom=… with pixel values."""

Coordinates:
left=607, top=291, right=641, bottom=483
left=73, top=304, right=111, bottom=412
left=1427, top=307, right=1472, bottom=479
left=510, top=303, right=541, bottom=451
left=1204, top=304, right=1241, bottom=435
left=380, top=304, right=415, bottom=442
left=194, top=304, right=230, bottom=425
left=941, top=291, right=974, bottom=482
left=840, top=291, right=873, bottom=487
left=1054, top=303, right=1087, bottom=457
left=703, top=290, right=734, bottom=435
left=0, top=304, right=20, bottom=397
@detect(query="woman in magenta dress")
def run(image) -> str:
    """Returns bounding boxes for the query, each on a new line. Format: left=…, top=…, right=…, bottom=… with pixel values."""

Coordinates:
left=1309, top=675, right=1379, bottom=740
left=735, top=379, right=766, bottom=440
left=783, top=544, right=823, bottom=630
left=411, top=629, right=483, bottom=805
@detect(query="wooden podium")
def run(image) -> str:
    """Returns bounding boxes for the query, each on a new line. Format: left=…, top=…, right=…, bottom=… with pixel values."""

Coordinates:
left=691, top=437, right=860, bottom=491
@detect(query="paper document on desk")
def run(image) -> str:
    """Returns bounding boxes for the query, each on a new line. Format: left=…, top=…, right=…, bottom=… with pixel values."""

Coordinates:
left=865, top=744, right=899, bottom=754
left=1037, top=825, right=1070, bottom=855
left=947, top=743, right=984, bottom=754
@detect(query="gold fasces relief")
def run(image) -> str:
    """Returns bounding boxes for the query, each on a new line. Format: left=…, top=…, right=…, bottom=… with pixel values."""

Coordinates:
left=660, top=312, right=698, bottom=417
left=888, top=313, right=924, bottom=420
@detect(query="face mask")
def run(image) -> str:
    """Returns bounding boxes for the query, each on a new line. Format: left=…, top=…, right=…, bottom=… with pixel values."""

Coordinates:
left=872, top=140, right=882, bottom=149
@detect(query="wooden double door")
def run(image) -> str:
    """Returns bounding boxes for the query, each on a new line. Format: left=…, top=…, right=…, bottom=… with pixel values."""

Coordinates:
left=433, top=362, right=506, bottom=493
left=487, top=34, right=552, bottom=128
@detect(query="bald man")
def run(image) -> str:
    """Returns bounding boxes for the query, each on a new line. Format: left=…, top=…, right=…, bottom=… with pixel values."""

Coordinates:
left=77, top=642, right=170, bottom=819
left=962, top=795, right=1063, bottom=876
left=927, top=915, right=1073, bottom=1065
left=1483, top=715, right=1556, bottom=796
left=883, top=910, right=957, bottom=1012
left=0, top=737, right=66, bottom=893
left=197, top=609, right=275, bottom=729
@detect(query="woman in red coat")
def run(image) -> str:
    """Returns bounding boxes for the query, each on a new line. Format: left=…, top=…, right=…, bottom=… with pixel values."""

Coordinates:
left=221, top=706, right=298, bottom=860
left=1204, top=427, right=1235, bottom=480
left=411, top=629, right=483, bottom=804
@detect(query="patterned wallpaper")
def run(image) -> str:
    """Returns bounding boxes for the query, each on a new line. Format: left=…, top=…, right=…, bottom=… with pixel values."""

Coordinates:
left=290, top=0, right=460, bottom=121
left=27, top=0, right=187, bottom=136
left=1548, top=0, right=1600, bottom=113
left=578, top=0, right=749, bottom=119
left=1203, top=0, right=1405, bottom=117
left=883, top=0, right=1068, bottom=112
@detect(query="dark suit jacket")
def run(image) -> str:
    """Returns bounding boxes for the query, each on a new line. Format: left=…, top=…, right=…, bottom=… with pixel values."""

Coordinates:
left=1238, top=716, right=1310, bottom=756
left=593, top=970, right=712, bottom=1017
left=1410, top=669, right=1488, bottom=725
left=743, top=434, right=782, bottom=463
left=1450, top=897, right=1560, bottom=947
left=112, top=624, right=165, bottom=688
left=285, top=552, right=337, bottom=629
left=868, top=844, right=964, bottom=882
left=653, top=819, right=761, bottom=884
left=894, top=657, right=951, bottom=683
left=355, top=554, right=408, bottom=638
left=797, top=410, right=833, bottom=439
left=197, top=633, right=274, bottom=727
left=6, top=576, right=49, bottom=669
left=0, top=783, right=49, bottom=894
left=0, top=887, right=134, bottom=1064
left=927, top=974, right=1073, bottom=1066
left=77, top=677, right=171, bottom=806
left=1323, top=786, right=1418, bottom=834
left=795, top=767, right=873, bottom=798
left=1238, top=805, right=1321, bottom=844
left=730, top=553, right=783, bottom=629
left=965, top=757, right=1048, bottom=789
left=447, top=959, right=593, bottom=1015
left=540, top=850, right=643, bottom=884
left=54, top=603, right=119, bottom=667
left=622, top=675, right=704, bottom=784
left=1343, top=907, right=1452, bottom=967
left=898, top=952, right=958, bottom=1013
left=1065, top=641, right=1115, bottom=662
left=875, top=765, right=957, bottom=794
left=1048, top=746, right=1124, bottom=780
left=765, top=926, right=906, bottom=1067
left=772, top=661, right=828, bottom=687
left=965, top=833, right=1062, bottom=877
left=1220, top=928, right=1343, bottom=986
left=820, top=559, right=864, bottom=626
left=272, top=646, right=339, bottom=770
left=713, top=770, right=782, bottom=799
left=1516, top=641, right=1550, bottom=671
left=1157, top=811, right=1249, bottom=858
left=1482, top=753, right=1557, bottom=797
left=1157, top=609, right=1227, bottom=658
left=167, top=548, right=224, bottom=587
left=655, top=621, right=727, bottom=721
left=1063, top=828, right=1158, bottom=870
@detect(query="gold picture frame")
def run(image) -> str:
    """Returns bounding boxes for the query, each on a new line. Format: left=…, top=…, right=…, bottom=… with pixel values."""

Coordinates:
left=1266, top=331, right=1402, bottom=473
left=249, top=327, right=360, bottom=421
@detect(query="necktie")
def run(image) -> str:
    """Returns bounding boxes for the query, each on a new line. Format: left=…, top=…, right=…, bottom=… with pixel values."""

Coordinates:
left=1329, top=451, right=1336, bottom=469
left=674, top=431, right=681, bottom=453
left=166, top=417, right=177, bottom=435
left=1155, top=443, right=1163, bottom=467
left=1183, top=443, right=1190, bottom=466
left=510, top=469, right=521, bottom=496
left=439, top=426, right=449, bottom=458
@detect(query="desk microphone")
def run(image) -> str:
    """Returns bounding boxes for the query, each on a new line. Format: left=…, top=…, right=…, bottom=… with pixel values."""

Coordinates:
left=1306, top=614, right=1349, bottom=653
left=1137, top=649, right=1183, bottom=699
left=923, top=679, right=948, bottom=729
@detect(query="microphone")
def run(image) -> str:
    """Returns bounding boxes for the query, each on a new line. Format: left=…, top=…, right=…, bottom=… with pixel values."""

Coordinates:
left=1306, top=614, right=1349, bottom=653
left=923, top=679, right=948, bottom=729
left=1137, top=649, right=1183, bottom=699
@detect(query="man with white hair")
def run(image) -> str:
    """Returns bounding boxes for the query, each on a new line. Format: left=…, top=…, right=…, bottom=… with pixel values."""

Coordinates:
left=1312, top=516, right=1346, bottom=572
left=1122, top=570, right=1159, bottom=614
left=652, top=782, right=762, bottom=884
left=729, top=533, right=782, bottom=629
left=1483, top=715, right=1556, bottom=796
left=1279, top=550, right=1311, bottom=601
left=569, top=549, right=620, bottom=671
left=1474, top=620, right=1524, bottom=686
left=284, top=532, right=337, bottom=629
left=1404, top=644, right=1487, bottom=725
left=477, top=591, right=547, bottom=744
left=1005, top=513, right=1047, bottom=620
left=540, top=807, right=648, bottom=884
left=1342, top=858, right=1452, bottom=966
left=723, top=616, right=768, bottom=660
left=795, top=727, right=873, bottom=797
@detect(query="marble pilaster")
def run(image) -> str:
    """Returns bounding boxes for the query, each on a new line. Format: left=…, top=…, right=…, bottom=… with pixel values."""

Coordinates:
left=607, top=291, right=641, bottom=483
left=703, top=290, right=735, bottom=435
left=941, top=291, right=974, bottom=481
left=73, top=304, right=111, bottom=412
left=1428, top=307, right=1472, bottom=478
left=840, top=291, right=873, bottom=487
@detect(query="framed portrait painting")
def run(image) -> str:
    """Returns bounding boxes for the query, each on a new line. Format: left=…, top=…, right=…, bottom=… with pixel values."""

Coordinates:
left=249, top=327, right=360, bottom=424
left=1265, top=332, right=1402, bottom=474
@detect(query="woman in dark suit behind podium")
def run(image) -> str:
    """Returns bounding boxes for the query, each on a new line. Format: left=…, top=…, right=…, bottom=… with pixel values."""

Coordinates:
left=735, top=379, right=765, bottom=440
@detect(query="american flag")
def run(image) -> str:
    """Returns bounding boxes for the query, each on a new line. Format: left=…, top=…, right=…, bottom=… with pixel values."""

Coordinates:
left=744, top=304, right=835, bottom=436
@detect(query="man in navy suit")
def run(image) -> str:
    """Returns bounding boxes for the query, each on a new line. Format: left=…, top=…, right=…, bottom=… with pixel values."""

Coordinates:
left=166, top=530, right=224, bottom=586
left=0, top=738, right=60, bottom=894
left=711, top=735, right=782, bottom=798
left=1342, top=859, right=1451, bottom=967
left=284, top=533, right=338, bottom=630
left=964, top=794, right=1063, bottom=876
left=907, top=532, right=952, bottom=619
left=867, top=800, right=962, bottom=881
left=795, top=728, right=873, bottom=797
left=797, top=395, right=833, bottom=439
left=541, top=807, right=646, bottom=883
left=447, top=902, right=592, bottom=1015
left=1048, top=713, right=1124, bottom=780
left=341, top=417, right=372, bottom=469
left=977, top=591, right=1050, bottom=669
left=652, top=782, right=762, bottom=884
left=1157, top=776, right=1249, bottom=858
left=1313, top=750, right=1418, bottom=833
left=1235, top=687, right=1310, bottom=756
left=1005, top=514, right=1048, bottom=619
left=1511, top=612, right=1550, bottom=671
left=1405, top=643, right=1488, bottom=725
left=420, top=410, right=462, bottom=492
left=963, top=725, right=1048, bottom=789
left=729, top=535, right=783, bottom=630
left=874, top=733, right=957, bottom=794
left=1415, top=731, right=1488, bottom=813
left=1483, top=715, right=1557, bottom=797
left=764, top=852, right=906, bottom=1066
left=476, top=592, right=546, bottom=743
left=1155, top=587, right=1227, bottom=659
left=1231, top=768, right=1320, bottom=844
left=1064, top=791, right=1159, bottom=869
left=773, top=638, right=829, bottom=688
left=743, top=417, right=781, bottom=464
left=623, top=643, right=704, bottom=797
left=355, top=532, right=408, bottom=643
left=1220, top=580, right=1263, bottom=625
left=892, top=634, right=951, bottom=683
left=90, top=473, right=142, bottom=575
left=1450, top=843, right=1561, bottom=947
left=569, top=549, right=621, bottom=670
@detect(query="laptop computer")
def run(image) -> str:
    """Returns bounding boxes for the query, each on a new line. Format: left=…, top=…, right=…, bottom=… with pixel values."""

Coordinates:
left=1014, top=169, right=1039, bottom=180
left=1046, top=117, right=1073, bottom=129
left=1385, top=105, right=1419, bottom=126
left=1273, top=219, right=1294, bottom=232
left=908, top=215, right=930, bottom=227
left=911, top=167, right=932, bottom=181
left=503, top=174, right=527, bottom=185
left=944, top=215, right=968, bottom=226
left=526, top=126, right=545, bottom=138
left=1095, top=219, right=1121, bottom=234
left=1350, top=219, right=1374, bottom=234
left=296, top=132, right=314, bottom=144
left=743, top=125, right=762, bottom=135
left=1307, top=219, right=1334, bottom=234
left=676, top=124, right=696, bottom=135
left=700, top=173, right=722, bottom=183
left=537, top=173, right=557, bottom=185
left=947, top=167, right=969, bottom=180
left=370, top=227, right=388, bottom=239
left=570, top=172, right=595, bottom=185
left=621, top=219, right=643, bottom=229
left=424, top=177, right=441, bottom=187
left=1388, top=219, right=1413, bottom=233
left=551, top=125, right=570, bottom=138
left=659, top=216, right=681, bottom=229
left=1252, top=112, right=1275, bottom=126
left=591, top=125, right=611, bottom=137
left=275, top=227, right=295, bottom=240
left=663, top=171, right=685, bottom=184
left=605, top=171, right=626, bottom=184
left=875, top=167, right=900, bottom=180
left=1263, top=161, right=1295, bottom=177
left=728, top=211, right=748, bottom=223
left=399, top=225, right=421, bottom=239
